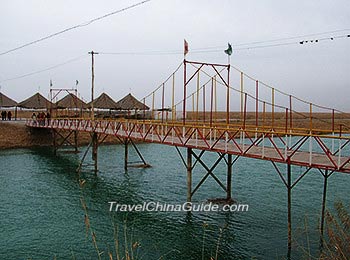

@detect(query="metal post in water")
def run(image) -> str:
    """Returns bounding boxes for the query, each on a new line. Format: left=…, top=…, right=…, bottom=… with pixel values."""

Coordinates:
left=124, top=139, right=129, bottom=171
left=187, top=148, right=192, bottom=203
left=320, top=170, right=328, bottom=237
left=227, top=154, right=232, bottom=200
left=287, top=163, right=292, bottom=256
left=74, top=131, right=78, bottom=153
left=92, top=132, right=98, bottom=174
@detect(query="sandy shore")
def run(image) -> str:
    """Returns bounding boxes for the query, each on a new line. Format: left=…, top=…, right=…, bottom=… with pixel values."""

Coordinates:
left=0, top=120, right=121, bottom=150
left=0, top=121, right=49, bottom=149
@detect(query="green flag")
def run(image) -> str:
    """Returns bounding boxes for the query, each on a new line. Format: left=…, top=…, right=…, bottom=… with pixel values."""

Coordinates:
left=224, top=43, right=232, bottom=56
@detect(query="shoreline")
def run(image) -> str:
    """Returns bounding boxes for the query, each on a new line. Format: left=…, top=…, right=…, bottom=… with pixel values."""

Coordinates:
left=0, top=121, right=121, bottom=150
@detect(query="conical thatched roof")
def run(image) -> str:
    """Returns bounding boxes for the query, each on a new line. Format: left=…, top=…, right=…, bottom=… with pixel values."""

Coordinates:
left=88, top=92, right=118, bottom=110
left=56, top=93, right=87, bottom=109
left=115, top=93, right=149, bottom=110
left=0, top=92, right=18, bottom=107
left=19, top=93, right=52, bottom=109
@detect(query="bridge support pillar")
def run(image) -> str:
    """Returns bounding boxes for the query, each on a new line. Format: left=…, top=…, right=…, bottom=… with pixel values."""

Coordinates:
left=52, top=129, right=79, bottom=155
left=287, top=163, right=292, bottom=257
left=227, top=154, right=232, bottom=200
left=122, top=138, right=150, bottom=170
left=92, top=132, right=98, bottom=174
left=53, top=129, right=57, bottom=156
left=187, top=148, right=192, bottom=203
left=124, top=139, right=129, bottom=171
left=320, top=170, right=328, bottom=237
left=319, top=169, right=334, bottom=245
left=74, top=130, right=78, bottom=153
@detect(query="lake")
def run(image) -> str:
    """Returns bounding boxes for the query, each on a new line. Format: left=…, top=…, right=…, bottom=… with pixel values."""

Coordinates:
left=0, top=143, right=349, bottom=259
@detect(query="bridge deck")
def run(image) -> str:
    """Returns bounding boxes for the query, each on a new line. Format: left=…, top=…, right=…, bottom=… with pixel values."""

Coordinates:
left=26, top=119, right=350, bottom=173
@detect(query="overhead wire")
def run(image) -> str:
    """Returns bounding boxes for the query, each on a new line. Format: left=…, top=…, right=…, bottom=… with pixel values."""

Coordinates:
left=0, top=54, right=88, bottom=83
left=102, top=29, right=350, bottom=55
left=0, top=0, right=151, bottom=56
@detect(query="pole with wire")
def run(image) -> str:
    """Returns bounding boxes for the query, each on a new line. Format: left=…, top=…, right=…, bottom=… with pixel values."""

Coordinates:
left=88, top=51, right=98, bottom=120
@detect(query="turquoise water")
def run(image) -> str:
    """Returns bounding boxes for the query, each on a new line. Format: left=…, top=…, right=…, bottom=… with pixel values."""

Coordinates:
left=0, top=143, right=349, bottom=259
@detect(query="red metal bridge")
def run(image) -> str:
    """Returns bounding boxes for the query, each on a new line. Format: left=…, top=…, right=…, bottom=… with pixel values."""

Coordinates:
left=26, top=59, right=350, bottom=252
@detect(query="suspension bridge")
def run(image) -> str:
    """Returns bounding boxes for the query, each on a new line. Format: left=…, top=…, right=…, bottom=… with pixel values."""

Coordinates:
left=26, top=58, right=350, bottom=254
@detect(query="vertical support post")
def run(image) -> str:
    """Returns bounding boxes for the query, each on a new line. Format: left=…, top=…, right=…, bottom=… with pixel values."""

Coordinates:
left=272, top=88, right=275, bottom=130
left=255, top=80, right=259, bottom=127
left=88, top=51, right=98, bottom=121
left=187, top=148, right=192, bottom=203
left=227, top=154, right=232, bottom=200
left=289, top=95, right=293, bottom=130
left=124, top=138, right=129, bottom=171
left=210, top=78, right=214, bottom=127
left=192, top=94, right=195, bottom=119
left=263, top=101, right=266, bottom=129
left=152, top=92, right=155, bottom=120
left=92, top=132, right=98, bottom=174
left=196, top=72, right=200, bottom=121
left=240, top=72, right=244, bottom=122
left=226, top=64, right=230, bottom=125
left=74, top=130, right=78, bottom=152
left=172, top=73, right=175, bottom=121
left=287, top=163, right=292, bottom=253
left=320, top=170, right=328, bottom=237
left=332, top=109, right=335, bottom=133
left=203, top=84, right=206, bottom=123
left=143, top=98, right=146, bottom=121
left=214, top=75, right=217, bottom=123
left=203, top=85, right=205, bottom=123
left=53, top=129, right=57, bottom=156
left=332, top=109, right=335, bottom=154
left=183, top=59, right=187, bottom=125
left=310, top=103, right=313, bottom=132
left=285, top=108, right=288, bottom=133
left=162, top=83, right=165, bottom=123
left=243, top=93, right=247, bottom=129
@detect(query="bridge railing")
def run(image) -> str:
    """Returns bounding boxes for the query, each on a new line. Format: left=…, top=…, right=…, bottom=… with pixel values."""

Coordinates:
left=25, top=117, right=350, bottom=172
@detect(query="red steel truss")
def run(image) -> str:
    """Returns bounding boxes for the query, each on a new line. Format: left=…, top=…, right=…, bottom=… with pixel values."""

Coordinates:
left=26, top=118, right=350, bottom=173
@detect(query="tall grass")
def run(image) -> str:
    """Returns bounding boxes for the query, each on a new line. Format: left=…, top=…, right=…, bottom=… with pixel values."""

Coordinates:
left=320, top=201, right=350, bottom=260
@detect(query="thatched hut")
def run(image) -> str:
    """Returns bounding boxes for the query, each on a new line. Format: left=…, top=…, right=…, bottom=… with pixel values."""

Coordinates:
left=88, top=92, right=118, bottom=110
left=0, top=92, right=18, bottom=108
left=115, top=93, right=149, bottom=119
left=115, top=93, right=149, bottom=111
left=0, top=92, right=18, bottom=120
left=18, top=92, right=52, bottom=109
left=55, top=93, right=87, bottom=118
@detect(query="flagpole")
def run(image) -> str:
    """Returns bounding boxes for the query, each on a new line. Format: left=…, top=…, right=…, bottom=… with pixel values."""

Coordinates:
left=183, top=39, right=189, bottom=125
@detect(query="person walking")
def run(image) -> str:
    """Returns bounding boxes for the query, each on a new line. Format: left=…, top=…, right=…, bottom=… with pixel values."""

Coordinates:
left=32, top=112, right=37, bottom=126
left=46, top=112, right=51, bottom=126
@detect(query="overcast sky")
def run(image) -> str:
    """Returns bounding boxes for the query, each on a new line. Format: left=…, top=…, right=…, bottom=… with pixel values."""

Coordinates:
left=0, top=0, right=349, bottom=110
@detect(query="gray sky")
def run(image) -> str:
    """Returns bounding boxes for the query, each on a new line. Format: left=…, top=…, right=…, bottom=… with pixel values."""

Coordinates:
left=0, top=0, right=349, bottom=110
